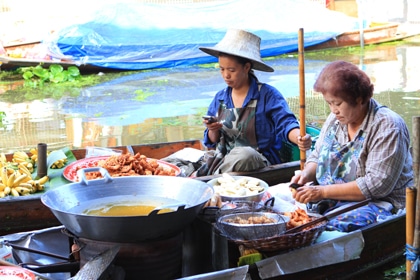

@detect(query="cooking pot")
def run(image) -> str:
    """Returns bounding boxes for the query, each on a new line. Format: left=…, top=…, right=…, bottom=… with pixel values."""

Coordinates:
left=41, top=168, right=214, bottom=242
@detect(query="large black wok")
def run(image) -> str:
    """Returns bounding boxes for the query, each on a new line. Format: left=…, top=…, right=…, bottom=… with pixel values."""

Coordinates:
left=41, top=168, right=214, bottom=242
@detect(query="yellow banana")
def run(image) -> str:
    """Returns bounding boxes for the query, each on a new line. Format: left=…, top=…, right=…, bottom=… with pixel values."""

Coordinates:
left=29, top=148, right=37, bottom=155
left=4, top=186, right=11, bottom=195
left=1, top=167, right=8, bottom=186
left=10, top=188, right=19, bottom=197
left=36, top=184, right=44, bottom=191
left=12, top=174, right=28, bottom=187
left=37, top=175, right=49, bottom=185
left=0, top=152, right=6, bottom=163
left=0, top=183, right=5, bottom=191
left=19, top=164, right=32, bottom=176
left=14, top=151, right=28, bottom=158
left=15, top=186, right=31, bottom=195
left=7, top=172, right=16, bottom=187
left=6, top=168, right=15, bottom=175
left=0, top=191, right=5, bottom=198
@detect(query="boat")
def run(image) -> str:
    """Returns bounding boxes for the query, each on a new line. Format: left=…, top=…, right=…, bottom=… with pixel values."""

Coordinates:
left=0, top=139, right=302, bottom=236
left=0, top=139, right=407, bottom=279
left=306, top=21, right=414, bottom=50
left=0, top=0, right=360, bottom=72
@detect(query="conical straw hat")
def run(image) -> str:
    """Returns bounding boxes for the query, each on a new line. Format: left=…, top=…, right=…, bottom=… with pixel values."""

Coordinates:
left=199, top=28, right=274, bottom=72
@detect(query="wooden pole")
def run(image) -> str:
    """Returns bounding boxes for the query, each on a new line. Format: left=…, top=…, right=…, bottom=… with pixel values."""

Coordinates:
left=409, top=116, right=420, bottom=280
left=298, top=28, right=306, bottom=170
left=407, top=187, right=416, bottom=278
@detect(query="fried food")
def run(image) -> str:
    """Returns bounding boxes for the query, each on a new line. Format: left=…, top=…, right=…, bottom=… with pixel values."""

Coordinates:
left=79, top=153, right=177, bottom=179
left=283, top=208, right=311, bottom=229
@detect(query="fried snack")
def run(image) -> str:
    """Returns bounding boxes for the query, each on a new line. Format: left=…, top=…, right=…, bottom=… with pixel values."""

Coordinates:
left=225, top=215, right=276, bottom=225
left=284, top=208, right=311, bottom=229
left=79, top=153, right=176, bottom=180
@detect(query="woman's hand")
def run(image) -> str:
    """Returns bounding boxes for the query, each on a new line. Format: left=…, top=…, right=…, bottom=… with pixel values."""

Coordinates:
left=288, top=129, right=312, bottom=151
left=204, top=120, right=223, bottom=144
left=297, top=133, right=312, bottom=151
left=293, top=185, right=324, bottom=204
left=203, top=119, right=223, bottom=131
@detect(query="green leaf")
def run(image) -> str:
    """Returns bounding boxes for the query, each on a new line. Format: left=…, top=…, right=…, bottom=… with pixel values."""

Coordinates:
left=22, top=71, right=34, bottom=80
left=50, top=72, right=66, bottom=83
left=33, top=67, right=50, bottom=80
left=49, top=64, right=64, bottom=75
left=67, top=66, right=80, bottom=76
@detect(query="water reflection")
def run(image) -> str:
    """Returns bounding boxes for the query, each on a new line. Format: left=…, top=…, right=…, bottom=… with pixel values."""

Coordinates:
left=0, top=42, right=420, bottom=153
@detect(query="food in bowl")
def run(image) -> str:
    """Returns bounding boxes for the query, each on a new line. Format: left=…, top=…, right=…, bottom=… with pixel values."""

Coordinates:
left=207, top=174, right=268, bottom=202
left=217, top=212, right=290, bottom=240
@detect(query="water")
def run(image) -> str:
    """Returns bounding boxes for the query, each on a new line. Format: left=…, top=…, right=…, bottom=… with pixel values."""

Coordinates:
left=1, top=40, right=420, bottom=153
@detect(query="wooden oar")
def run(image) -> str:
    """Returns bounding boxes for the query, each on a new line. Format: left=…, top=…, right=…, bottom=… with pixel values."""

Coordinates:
left=409, top=116, right=420, bottom=279
left=284, top=199, right=371, bottom=234
left=298, top=28, right=306, bottom=170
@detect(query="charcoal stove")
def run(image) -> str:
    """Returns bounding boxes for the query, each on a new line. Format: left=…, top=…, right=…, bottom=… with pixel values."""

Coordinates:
left=1, top=226, right=186, bottom=280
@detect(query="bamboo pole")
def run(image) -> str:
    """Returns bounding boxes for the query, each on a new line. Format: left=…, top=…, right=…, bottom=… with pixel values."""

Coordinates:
left=407, top=187, right=416, bottom=278
left=298, top=28, right=306, bottom=170
left=409, top=116, right=420, bottom=280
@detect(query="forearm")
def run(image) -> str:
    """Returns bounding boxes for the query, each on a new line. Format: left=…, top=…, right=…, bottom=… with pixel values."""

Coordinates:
left=321, top=181, right=366, bottom=201
left=207, top=128, right=220, bottom=144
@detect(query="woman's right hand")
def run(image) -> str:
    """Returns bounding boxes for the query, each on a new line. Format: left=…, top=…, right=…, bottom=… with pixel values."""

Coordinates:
left=290, top=162, right=317, bottom=185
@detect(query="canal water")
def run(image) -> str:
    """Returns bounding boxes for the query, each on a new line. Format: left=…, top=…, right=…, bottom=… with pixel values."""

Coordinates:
left=0, top=40, right=420, bottom=153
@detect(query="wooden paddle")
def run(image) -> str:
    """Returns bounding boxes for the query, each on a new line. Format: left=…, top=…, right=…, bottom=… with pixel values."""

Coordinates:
left=284, top=199, right=371, bottom=234
left=298, top=28, right=306, bottom=170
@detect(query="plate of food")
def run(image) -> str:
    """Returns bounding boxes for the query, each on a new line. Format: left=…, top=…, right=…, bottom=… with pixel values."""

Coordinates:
left=0, top=266, right=35, bottom=280
left=63, top=154, right=181, bottom=182
left=206, top=174, right=269, bottom=203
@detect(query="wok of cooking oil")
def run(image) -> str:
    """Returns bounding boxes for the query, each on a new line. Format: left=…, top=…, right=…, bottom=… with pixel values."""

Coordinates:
left=84, top=203, right=174, bottom=216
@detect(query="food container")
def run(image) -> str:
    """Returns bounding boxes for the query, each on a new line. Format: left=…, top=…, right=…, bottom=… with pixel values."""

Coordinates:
left=0, top=266, right=35, bottom=280
left=206, top=175, right=269, bottom=203
left=217, top=212, right=290, bottom=241
left=41, top=173, right=214, bottom=242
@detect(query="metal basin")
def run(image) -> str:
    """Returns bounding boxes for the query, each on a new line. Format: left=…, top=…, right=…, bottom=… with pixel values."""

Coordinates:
left=41, top=168, right=214, bottom=242
left=217, top=212, right=290, bottom=241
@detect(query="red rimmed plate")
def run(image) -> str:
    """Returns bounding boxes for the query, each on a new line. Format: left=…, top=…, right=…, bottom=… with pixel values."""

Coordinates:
left=0, top=266, right=35, bottom=280
left=63, top=156, right=181, bottom=182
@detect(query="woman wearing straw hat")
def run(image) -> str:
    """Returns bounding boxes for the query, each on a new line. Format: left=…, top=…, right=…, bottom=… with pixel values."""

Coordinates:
left=196, top=28, right=312, bottom=176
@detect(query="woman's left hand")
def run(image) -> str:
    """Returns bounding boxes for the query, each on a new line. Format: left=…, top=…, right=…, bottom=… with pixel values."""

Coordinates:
left=293, top=185, right=324, bottom=204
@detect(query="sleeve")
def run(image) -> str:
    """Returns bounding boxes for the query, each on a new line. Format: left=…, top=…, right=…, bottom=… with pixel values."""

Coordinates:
left=262, top=85, right=299, bottom=145
left=202, top=90, right=224, bottom=148
left=356, top=111, right=411, bottom=199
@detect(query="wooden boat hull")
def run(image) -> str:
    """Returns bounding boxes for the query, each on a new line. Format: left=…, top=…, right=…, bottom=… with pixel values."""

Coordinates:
left=0, top=139, right=407, bottom=279
left=247, top=214, right=405, bottom=279
left=306, top=22, right=403, bottom=50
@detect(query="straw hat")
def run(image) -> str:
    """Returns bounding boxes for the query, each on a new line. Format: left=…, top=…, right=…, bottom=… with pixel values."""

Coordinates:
left=199, top=28, right=274, bottom=72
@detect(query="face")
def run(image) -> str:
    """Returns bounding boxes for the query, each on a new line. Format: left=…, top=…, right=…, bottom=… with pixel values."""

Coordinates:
left=218, top=55, right=250, bottom=89
left=323, top=92, right=364, bottom=125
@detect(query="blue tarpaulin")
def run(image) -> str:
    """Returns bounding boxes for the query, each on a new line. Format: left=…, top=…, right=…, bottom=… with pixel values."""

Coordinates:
left=46, top=0, right=359, bottom=70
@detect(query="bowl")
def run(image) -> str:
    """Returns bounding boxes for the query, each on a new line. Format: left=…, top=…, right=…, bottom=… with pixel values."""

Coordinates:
left=206, top=175, right=269, bottom=202
left=217, top=212, right=290, bottom=241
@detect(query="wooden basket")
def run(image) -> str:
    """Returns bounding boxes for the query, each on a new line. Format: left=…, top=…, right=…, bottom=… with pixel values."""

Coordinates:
left=231, top=219, right=327, bottom=255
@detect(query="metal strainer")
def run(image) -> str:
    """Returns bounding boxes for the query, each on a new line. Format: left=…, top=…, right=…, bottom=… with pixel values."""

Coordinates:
left=216, top=212, right=290, bottom=241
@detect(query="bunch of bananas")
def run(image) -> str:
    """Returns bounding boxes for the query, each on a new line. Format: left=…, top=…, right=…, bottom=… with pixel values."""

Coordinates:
left=12, top=151, right=34, bottom=173
left=0, top=166, right=48, bottom=198
left=29, top=147, right=38, bottom=164
left=29, top=148, right=67, bottom=169
left=51, top=158, right=68, bottom=169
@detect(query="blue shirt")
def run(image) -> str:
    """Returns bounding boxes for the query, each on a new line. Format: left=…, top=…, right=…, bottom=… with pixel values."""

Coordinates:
left=203, top=77, right=299, bottom=164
